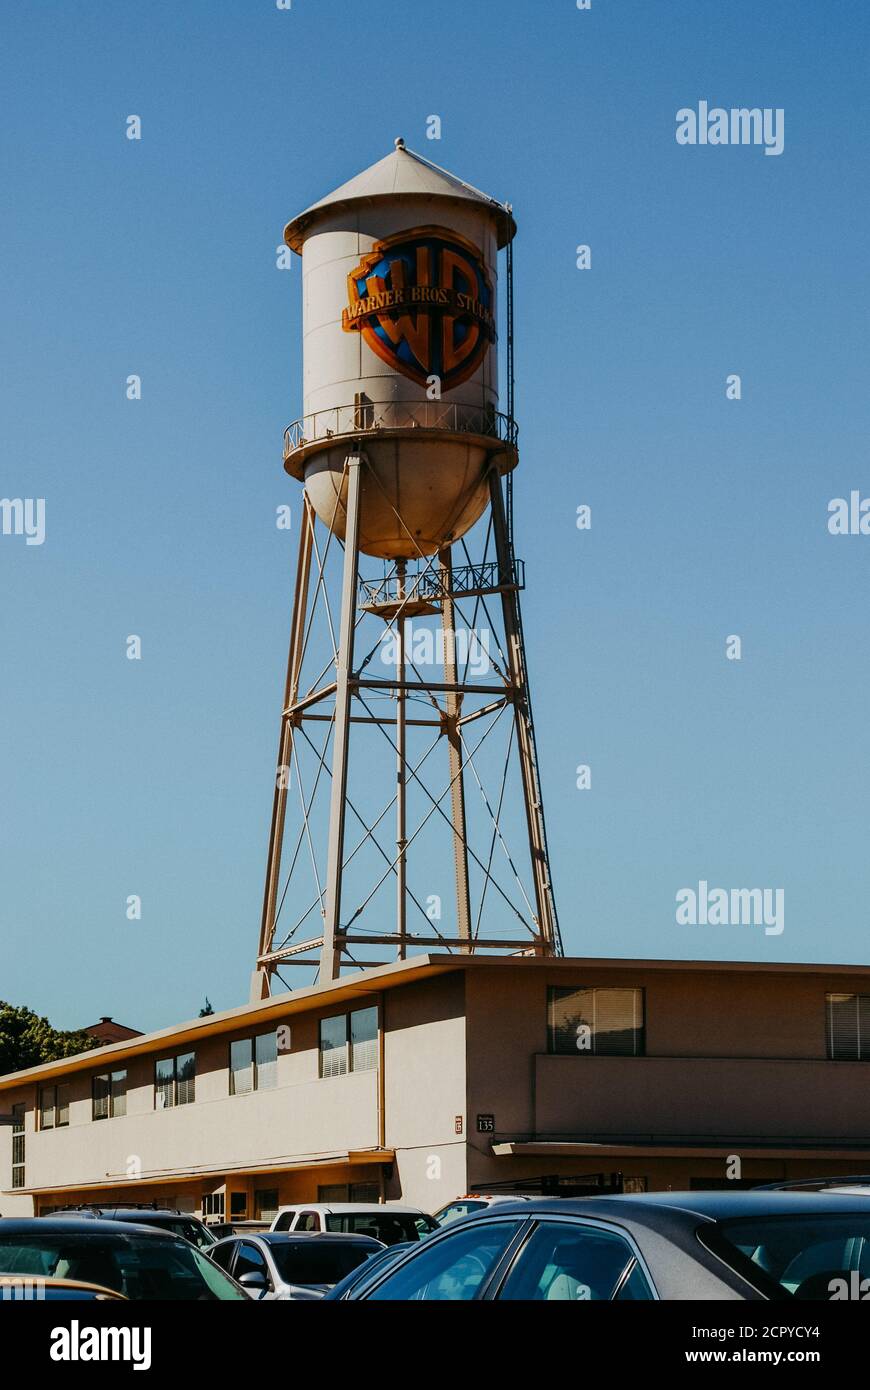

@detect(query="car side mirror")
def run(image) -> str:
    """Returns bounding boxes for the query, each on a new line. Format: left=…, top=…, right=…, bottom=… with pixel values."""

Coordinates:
left=238, top=1271, right=268, bottom=1295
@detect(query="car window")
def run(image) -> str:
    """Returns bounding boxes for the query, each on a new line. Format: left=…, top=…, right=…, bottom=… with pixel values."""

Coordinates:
left=270, top=1240, right=378, bottom=1286
left=0, top=1233, right=246, bottom=1301
left=326, top=1244, right=412, bottom=1300
left=703, top=1214, right=870, bottom=1300
left=436, top=1201, right=488, bottom=1225
left=613, top=1261, right=655, bottom=1300
left=234, top=1242, right=270, bottom=1283
left=210, top=1240, right=237, bottom=1273
left=156, top=1218, right=215, bottom=1250
left=295, top=1212, right=320, bottom=1232
left=498, top=1221, right=639, bottom=1301
left=324, top=1212, right=430, bottom=1245
left=273, top=1212, right=294, bottom=1232
left=365, top=1220, right=525, bottom=1301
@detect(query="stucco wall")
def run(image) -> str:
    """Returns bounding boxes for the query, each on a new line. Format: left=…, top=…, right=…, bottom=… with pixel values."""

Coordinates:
left=383, top=973, right=468, bottom=1210
left=463, top=964, right=870, bottom=1143
left=0, top=995, right=381, bottom=1201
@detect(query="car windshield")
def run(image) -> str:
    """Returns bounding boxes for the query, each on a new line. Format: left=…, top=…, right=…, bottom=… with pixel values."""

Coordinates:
left=269, top=1241, right=378, bottom=1286
left=324, top=1213, right=437, bottom=1244
left=142, top=1218, right=216, bottom=1249
left=703, top=1214, right=870, bottom=1299
left=0, top=1233, right=245, bottom=1301
left=326, top=1244, right=411, bottom=1299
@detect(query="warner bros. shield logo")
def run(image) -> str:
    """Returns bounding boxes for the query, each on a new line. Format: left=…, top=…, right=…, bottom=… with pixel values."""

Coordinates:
left=342, top=226, right=496, bottom=391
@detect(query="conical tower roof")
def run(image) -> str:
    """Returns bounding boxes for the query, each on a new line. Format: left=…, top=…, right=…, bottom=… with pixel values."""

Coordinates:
left=284, top=139, right=516, bottom=252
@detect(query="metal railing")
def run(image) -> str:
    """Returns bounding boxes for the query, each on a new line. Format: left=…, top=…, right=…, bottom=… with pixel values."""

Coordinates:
left=360, top=558, right=525, bottom=609
left=284, top=400, right=518, bottom=457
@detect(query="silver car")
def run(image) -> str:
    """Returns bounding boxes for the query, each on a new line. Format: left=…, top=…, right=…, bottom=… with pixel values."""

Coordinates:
left=208, top=1231, right=384, bottom=1300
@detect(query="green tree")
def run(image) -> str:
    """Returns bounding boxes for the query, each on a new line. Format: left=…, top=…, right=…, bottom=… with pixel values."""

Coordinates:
left=0, top=1002, right=96, bottom=1077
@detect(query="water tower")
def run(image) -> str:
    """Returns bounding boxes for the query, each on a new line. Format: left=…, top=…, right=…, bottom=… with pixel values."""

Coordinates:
left=253, top=140, right=562, bottom=996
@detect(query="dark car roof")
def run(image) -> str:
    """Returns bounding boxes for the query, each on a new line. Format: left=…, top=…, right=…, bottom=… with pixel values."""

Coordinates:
left=222, top=1231, right=383, bottom=1249
left=603, top=1190, right=870, bottom=1219
left=55, top=1208, right=190, bottom=1219
left=458, top=1190, right=870, bottom=1227
left=0, top=1217, right=181, bottom=1238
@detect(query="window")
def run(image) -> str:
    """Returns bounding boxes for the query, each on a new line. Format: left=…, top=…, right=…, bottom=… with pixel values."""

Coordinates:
left=498, top=1220, right=653, bottom=1301
left=827, top=993, right=870, bottom=1060
left=39, top=1085, right=70, bottom=1130
left=230, top=1193, right=248, bottom=1219
left=319, top=1014, right=348, bottom=1079
left=255, top=1031, right=277, bottom=1090
left=366, top=1220, right=525, bottom=1301
left=203, top=1192, right=225, bottom=1222
left=92, top=1070, right=126, bottom=1120
left=700, top=1213, right=870, bottom=1299
left=325, top=1211, right=438, bottom=1245
left=229, top=1039, right=252, bottom=1095
left=548, top=986, right=645, bottom=1056
left=176, top=1052, right=195, bottom=1106
left=234, top=1241, right=270, bottom=1286
left=270, top=1240, right=378, bottom=1287
left=317, top=1181, right=380, bottom=1205
left=210, top=1239, right=236, bottom=1272
left=319, top=1007, right=378, bottom=1078
left=435, top=1199, right=489, bottom=1225
left=230, top=1031, right=277, bottom=1095
left=351, top=1007, right=378, bottom=1072
left=623, top=1177, right=648, bottom=1194
left=254, top=1189, right=279, bottom=1222
left=318, top=1184, right=349, bottom=1203
left=351, top=1182, right=380, bottom=1204
left=11, top=1105, right=25, bottom=1190
left=155, top=1052, right=196, bottom=1109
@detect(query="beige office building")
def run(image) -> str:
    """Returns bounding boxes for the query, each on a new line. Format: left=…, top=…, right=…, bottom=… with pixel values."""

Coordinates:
left=2, top=955, right=869, bottom=1220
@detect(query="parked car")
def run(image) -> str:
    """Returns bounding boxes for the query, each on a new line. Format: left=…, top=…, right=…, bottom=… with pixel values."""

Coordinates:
left=50, top=1206, right=217, bottom=1250
left=760, top=1176, right=870, bottom=1197
left=0, top=1274, right=126, bottom=1301
left=434, top=1194, right=535, bottom=1225
left=209, top=1231, right=384, bottom=1299
left=322, top=1242, right=412, bottom=1300
left=205, top=1220, right=271, bottom=1241
left=336, top=1190, right=870, bottom=1300
left=270, top=1202, right=438, bottom=1245
left=0, top=1218, right=246, bottom=1300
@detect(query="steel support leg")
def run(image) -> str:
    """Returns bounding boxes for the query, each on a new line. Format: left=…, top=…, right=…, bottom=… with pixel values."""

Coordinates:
left=254, top=496, right=315, bottom=1000
left=488, top=468, right=560, bottom=955
left=320, top=454, right=363, bottom=982
left=439, top=546, right=473, bottom=949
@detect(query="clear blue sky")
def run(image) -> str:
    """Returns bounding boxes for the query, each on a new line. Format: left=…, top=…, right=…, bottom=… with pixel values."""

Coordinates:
left=2, top=0, right=868, bottom=1032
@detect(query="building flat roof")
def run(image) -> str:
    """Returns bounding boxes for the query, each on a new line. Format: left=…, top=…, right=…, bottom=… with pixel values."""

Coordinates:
left=2, top=952, right=869, bottom=1091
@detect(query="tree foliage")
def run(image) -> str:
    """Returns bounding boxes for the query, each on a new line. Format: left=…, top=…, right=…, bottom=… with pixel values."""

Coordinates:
left=0, top=1002, right=96, bottom=1076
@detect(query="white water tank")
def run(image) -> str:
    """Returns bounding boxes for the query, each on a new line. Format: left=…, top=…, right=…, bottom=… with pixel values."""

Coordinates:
left=282, top=140, right=517, bottom=559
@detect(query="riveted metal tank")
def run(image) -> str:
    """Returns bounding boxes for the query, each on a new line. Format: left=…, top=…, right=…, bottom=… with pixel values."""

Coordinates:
left=282, top=140, right=517, bottom=560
